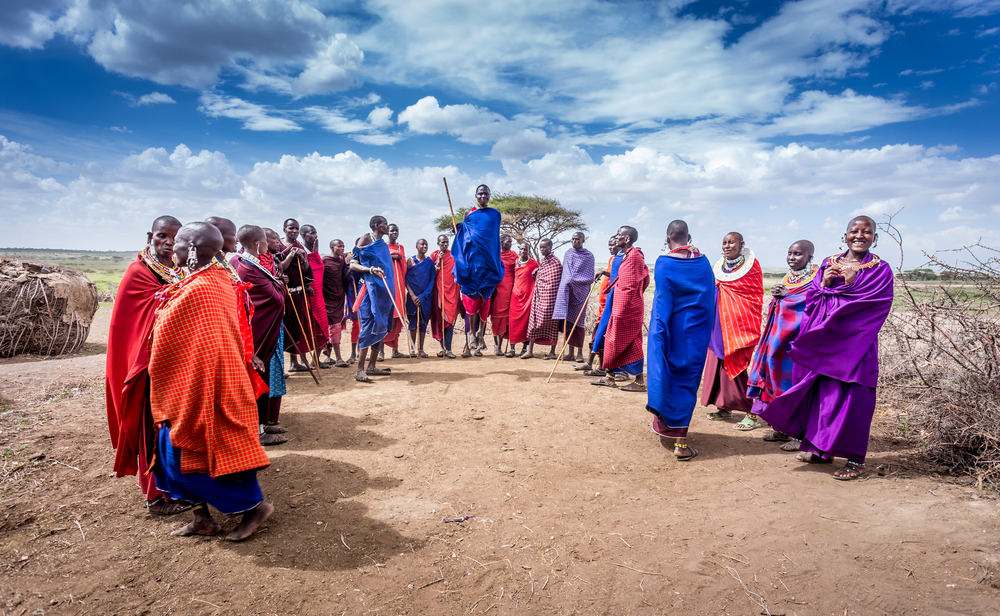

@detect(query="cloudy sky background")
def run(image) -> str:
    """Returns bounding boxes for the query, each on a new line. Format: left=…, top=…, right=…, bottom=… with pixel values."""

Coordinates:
left=1, top=0, right=998, bottom=267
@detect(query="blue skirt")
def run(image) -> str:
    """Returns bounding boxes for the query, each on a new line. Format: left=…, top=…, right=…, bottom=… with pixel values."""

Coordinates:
left=154, top=426, right=263, bottom=515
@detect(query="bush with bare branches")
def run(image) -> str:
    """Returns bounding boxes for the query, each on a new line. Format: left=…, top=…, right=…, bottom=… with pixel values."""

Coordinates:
left=878, top=222, right=1000, bottom=487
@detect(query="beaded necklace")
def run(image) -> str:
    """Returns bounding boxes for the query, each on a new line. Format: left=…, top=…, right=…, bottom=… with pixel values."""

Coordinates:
left=239, top=253, right=283, bottom=285
left=155, top=260, right=216, bottom=303
left=668, top=245, right=701, bottom=257
left=783, top=264, right=818, bottom=288
left=721, top=253, right=745, bottom=273
left=139, top=245, right=182, bottom=283
left=830, top=253, right=881, bottom=271
left=215, top=254, right=242, bottom=283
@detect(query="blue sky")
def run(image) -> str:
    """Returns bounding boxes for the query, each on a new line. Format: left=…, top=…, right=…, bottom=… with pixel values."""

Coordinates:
left=1, top=0, right=998, bottom=267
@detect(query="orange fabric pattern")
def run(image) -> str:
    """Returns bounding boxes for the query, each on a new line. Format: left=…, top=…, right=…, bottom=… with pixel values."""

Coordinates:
left=716, top=260, right=764, bottom=378
left=383, top=242, right=408, bottom=349
left=149, top=265, right=270, bottom=478
left=429, top=249, right=460, bottom=324
left=597, top=255, right=613, bottom=316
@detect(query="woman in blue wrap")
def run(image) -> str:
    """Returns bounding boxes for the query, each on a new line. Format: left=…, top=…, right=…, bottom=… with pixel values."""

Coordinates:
left=349, top=216, right=395, bottom=383
left=406, top=238, right=436, bottom=357
left=646, top=221, right=716, bottom=461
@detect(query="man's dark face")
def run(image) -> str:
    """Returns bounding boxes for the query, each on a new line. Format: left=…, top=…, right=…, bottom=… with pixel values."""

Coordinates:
left=216, top=222, right=237, bottom=254
left=331, top=240, right=345, bottom=257
left=571, top=233, right=584, bottom=250
left=284, top=221, right=299, bottom=243
left=519, top=243, right=530, bottom=260
left=787, top=242, right=813, bottom=270
left=437, top=235, right=449, bottom=252
left=476, top=185, right=491, bottom=207
left=501, top=236, right=512, bottom=251
left=540, top=241, right=552, bottom=257
left=616, top=227, right=631, bottom=250
left=149, top=223, right=180, bottom=262
left=265, top=230, right=281, bottom=254
left=388, top=225, right=399, bottom=243
left=416, top=239, right=428, bottom=255
left=301, top=226, right=317, bottom=249
left=375, top=218, right=390, bottom=236
left=608, top=238, right=617, bottom=255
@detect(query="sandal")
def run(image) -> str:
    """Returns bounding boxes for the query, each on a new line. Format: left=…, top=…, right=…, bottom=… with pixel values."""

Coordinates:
left=520, top=351, right=533, bottom=359
left=590, top=377, right=618, bottom=388
left=574, top=357, right=586, bottom=363
left=347, top=357, right=356, bottom=365
left=763, top=430, right=792, bottom=442
left=462, top=349, right=472, bottom=358
left=410, top=351, right=417, bottom=358
left=706, top=410, right=732, bottom=421
left=474, top=349, right=483, bottom=357
left=505, top=349, right=515, bottom=358
left=366, top=368, right=391, bottom=376
left=289, top=364, right=309, bottom=372
left=264, top=424, right=288, bottom=434
left=612, top=372, right=630, bottom=382
left=794, top=452, right=832, bottom=464
left=334, top=359, right=348, bottom=368
left=146, top=497, right=192, bottom=516
left=445, top=351, right=456, bottom=359
left=675, top=445, right=699, bottom=462
left=833, top=460, right=866, bottom=481
left=392, top=351, right=405, bottom=359
left=419, top=351, right=429, bottom=358
left=543, top=353, right=557, bottom=360
left=584, top=368, right=606, bottom=377
left=734, top=415, right=763, bottom=431
left=780, top=439, right=802, bottom=452
left=437, top=350, right=445, bottom=357
left=354, top=372, right=374, bottom=383
left=260, top=433, right=288, bottom=446
left=573, top=363, right=591, bottom=371
left=619, top=382, right=647, bottom=393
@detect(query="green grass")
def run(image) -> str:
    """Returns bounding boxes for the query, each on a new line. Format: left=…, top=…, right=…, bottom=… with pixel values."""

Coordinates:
left=1, top=248, right=132, bottom=294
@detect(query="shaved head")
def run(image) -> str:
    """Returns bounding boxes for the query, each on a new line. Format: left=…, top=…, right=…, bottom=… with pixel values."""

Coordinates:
left=205, top=216, right=237, bottom=253
left=152, top=215, right=181, bottom=231
left=848, top=215, right=876, bottom=230
left=790, top=239, right=815, bottom=255
left=237, top=224, right=265, bottom=246
left=666, top=220, right=689, bottom=242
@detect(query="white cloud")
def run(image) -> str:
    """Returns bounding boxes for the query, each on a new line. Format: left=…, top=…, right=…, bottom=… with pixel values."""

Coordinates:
left=198, top=93, right=301, bottom=132
left=115, top=91, right=176, bottom=106
left=978, top=27, right=1000, bottom=36
left=938, top=205, right=983, bottom=221
left=757, top=90, right=926, bottom=136
left=3, top=134, right=1000, bottom=267
left=302, top=105, right=400, bottom=144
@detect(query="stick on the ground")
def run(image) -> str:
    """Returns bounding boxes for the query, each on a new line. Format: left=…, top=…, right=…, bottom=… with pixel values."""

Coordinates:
left=547, top=282, right=598, bottom=383
left=379, top=274, right=410, bottom=358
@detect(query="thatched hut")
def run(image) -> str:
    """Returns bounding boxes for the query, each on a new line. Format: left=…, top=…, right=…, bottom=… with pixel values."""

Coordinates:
left=0, top=258, right=99, bottom=357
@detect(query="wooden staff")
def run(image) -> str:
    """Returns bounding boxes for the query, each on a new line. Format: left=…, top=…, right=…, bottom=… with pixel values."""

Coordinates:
left=282, top=289, right=320, bottom=385
left=546, top=282, right=599, bottom=383
left=378, top=272, right=411, bottom=356
left=443, top=177, right=457, bottom=233
left=295, top=256, right=324, bottom=377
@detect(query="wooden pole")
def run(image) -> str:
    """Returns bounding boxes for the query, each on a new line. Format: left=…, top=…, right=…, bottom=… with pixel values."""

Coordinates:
left=295, top=256, right=324, bottom=377
left=378, top=273, right=410, bottom=357
left=546, top=282, right=599, bottom=383
left=282, top=290, right=320, bottom=385
left=443, top=178, right=457, bottom=234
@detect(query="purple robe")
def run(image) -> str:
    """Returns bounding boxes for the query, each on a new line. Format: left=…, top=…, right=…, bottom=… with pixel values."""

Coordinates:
left=552, top=247, right=595, bottom=324
left=758, top=251, right=893, bottom=462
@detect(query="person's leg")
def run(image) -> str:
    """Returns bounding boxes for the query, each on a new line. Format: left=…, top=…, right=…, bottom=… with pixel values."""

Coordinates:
left=377, top=341, right=385, bottom=362
left=521, top=341, right=534, bottom=358
left=355, top=347, right=370, bottom=380
left=226, top=501, right=275, bottom=542
left=444, top=326, right=455, bottom=357
left=171, top=503, right=221, bottom=537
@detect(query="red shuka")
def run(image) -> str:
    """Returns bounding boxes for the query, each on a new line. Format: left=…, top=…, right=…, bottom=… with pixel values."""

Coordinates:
left=715, top=259, right=764, bottom=378
left=149, top=266, right=270, bottom=477
left=604, top=247, right=649, bottom=371
left=508, top=258, right=538, bottom=345
left=429, top=249, right=461, bottom=340
left=106, top=257, right=168, bottom=481
left=489, top=249, right=518, bottom=338
left=383, top=243, right=408, bottom=349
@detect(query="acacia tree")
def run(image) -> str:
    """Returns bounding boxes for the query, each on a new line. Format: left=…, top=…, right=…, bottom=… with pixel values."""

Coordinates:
left=433, top=193, right=588, bottom=261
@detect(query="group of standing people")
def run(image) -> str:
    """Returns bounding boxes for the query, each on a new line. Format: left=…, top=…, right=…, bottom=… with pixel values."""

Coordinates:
left=103, top=193, right=893, bottom=544
left=644, top=216, right=894, bottom=481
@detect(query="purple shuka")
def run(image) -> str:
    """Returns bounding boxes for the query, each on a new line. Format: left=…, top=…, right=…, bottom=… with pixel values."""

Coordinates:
left=758, top=251, right=894, bottom=462
left=552, top=247, right=596, bottom=324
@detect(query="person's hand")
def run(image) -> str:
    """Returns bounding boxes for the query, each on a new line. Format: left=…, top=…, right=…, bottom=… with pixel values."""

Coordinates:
left=306, top=286, right=314, bottom=296
left=370, top=266, right=385, bottom=279
left=771, top=283, right=787, bottom=298
left=594, top=270, right=608, bottom=283
left=281, top=274, right=289, bottom=285
left=251, top=355, right=265, bottom=372
left=821, top=265, right=840, bottom=288
left=841, top=267, right=858, bottom=286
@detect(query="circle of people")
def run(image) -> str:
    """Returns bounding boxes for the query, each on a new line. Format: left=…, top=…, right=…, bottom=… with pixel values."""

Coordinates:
left=105, top=181, right=892, bottom=541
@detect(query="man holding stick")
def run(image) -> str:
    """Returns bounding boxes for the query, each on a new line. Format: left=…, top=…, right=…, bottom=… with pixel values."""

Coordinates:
left=406, top=239, right=435, bottom=358
left=452, top=184, right=504, bottom=357
left=553, top=232, right=595, bottom=363
left=349, top=216, right=395, bottom=382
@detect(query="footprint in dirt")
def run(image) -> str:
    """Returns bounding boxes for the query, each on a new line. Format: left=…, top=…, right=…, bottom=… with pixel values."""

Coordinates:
left=218, top=454, right=422, bottom=572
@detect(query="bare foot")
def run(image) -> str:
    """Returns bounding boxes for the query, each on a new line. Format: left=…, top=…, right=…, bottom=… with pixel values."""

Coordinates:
left=171, top=515, right=220, bottom=537
left=226, top=502, right=274, bottom=541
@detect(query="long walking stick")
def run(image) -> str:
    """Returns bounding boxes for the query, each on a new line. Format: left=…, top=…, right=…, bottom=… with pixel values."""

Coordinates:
left=378, top=274, right=410, bottom=355
left=443, top=178, right=457, bottom=233
left=295, top=256, right=324, bottom=375
left=282, top=289, right=321, bottom=385
left=547, top=282, right=599, bottom=383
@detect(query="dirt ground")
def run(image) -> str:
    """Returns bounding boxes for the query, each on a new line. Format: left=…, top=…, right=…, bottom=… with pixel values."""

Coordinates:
left=1, top=306, right=998, bottom=616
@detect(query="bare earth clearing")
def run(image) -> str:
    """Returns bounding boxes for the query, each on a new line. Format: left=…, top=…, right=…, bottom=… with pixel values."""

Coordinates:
left=1, top=307, right=998, bottom=616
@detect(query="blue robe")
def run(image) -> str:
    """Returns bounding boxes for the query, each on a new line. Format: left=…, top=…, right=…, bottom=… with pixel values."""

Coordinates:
left=356, top=238, right=395, bottom=349
left=646, top=254, right=716, bottom=433
left=406, top=257, right=435, bottom=332
left=453, top=208, right=503, bottom=299
left=591, top=251, right=624, bottom=352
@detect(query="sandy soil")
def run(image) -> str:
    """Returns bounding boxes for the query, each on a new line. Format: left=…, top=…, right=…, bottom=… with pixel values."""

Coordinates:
left=1, top=305, right=998, bottom=615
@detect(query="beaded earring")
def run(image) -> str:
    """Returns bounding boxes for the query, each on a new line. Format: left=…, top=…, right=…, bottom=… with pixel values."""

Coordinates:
left=840, top=235, right=846, bottom=250
left=872, top=234, right=879, bottom=249
left=187, top=244, right=199, bottom=270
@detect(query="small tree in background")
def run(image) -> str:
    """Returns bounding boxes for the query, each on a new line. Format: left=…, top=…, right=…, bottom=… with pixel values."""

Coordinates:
left=433, top=193, right=588, bottom=261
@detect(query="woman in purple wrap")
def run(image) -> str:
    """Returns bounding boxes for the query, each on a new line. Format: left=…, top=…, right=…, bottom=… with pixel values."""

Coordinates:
left=757, top=216, right=893, bottom=481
